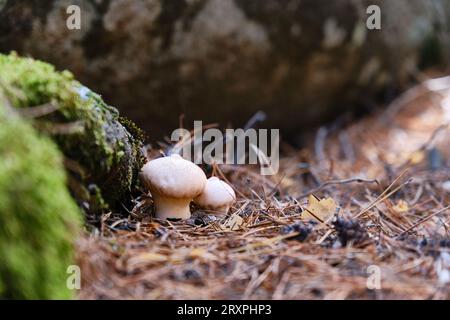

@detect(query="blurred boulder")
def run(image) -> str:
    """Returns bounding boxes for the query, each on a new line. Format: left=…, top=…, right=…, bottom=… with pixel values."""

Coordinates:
left=1, top=0, right=450, bottom=138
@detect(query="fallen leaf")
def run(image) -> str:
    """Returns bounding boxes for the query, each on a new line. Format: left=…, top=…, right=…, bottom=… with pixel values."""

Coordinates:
left=222, top=213, right=244, bottom=231
left=302, top=195, right=338, bottom=222
left=409, top=150, right=425, bottom=165
left=392, top=199, right=409, bottom=213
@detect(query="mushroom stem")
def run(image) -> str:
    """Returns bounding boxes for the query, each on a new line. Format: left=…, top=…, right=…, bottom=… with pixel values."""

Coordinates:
left=208, top=205, right=231, bottom=215
left=218, top=205, right=231, bottom=214
left=152, top=193, right=192, bottom=220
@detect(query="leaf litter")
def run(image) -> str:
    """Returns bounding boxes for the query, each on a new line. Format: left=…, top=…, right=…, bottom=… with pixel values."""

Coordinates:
left=77, top=77, right=450, bottom=300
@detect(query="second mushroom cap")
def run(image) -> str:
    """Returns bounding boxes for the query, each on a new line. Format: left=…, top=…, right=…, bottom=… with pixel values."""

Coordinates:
left=194, top=177, right=236, bottom=214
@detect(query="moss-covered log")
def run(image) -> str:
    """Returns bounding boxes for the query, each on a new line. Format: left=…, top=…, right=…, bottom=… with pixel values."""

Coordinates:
left=0, top=99, right=81, bottom=299
left=0, top=53, right=145, bottom=213
left=1, top=0, right=450, bottom=137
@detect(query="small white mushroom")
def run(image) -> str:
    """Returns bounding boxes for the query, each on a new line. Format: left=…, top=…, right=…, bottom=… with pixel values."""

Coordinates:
left=140, top=154, right=207, bottom=220
left=194, top=177, right=236, bottom=214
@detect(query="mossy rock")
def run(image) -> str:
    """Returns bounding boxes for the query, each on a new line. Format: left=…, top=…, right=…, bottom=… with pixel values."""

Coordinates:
left=0, top=100, right=81, bottom=299
left=0, top=53, right=145, bottom=213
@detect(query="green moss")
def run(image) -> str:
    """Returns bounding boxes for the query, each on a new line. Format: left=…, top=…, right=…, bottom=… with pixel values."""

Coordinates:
left=0, top=101, right=81, bottom=299
left=119, top=116, right=148, bottom=186
left=0, top=53, right=145, bottom=213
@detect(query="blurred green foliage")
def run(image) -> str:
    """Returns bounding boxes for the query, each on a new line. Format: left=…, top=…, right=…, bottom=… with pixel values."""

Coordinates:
left=0, top=100, right=81, bottom=299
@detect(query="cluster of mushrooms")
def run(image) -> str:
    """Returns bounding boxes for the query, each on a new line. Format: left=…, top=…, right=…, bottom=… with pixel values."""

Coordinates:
left=140, top=154, right=236, bottom=220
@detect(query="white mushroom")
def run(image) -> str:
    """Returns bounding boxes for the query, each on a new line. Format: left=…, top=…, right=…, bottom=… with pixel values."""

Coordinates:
left=140, top=154, right=207, bottom=220
left=194, top=177, right=236, bottom=214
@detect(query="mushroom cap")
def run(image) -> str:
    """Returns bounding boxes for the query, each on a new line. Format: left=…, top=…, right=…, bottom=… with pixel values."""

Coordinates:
left=194, top=177, right=236, bottom=208
left=141, top=154, right=207, bottom=198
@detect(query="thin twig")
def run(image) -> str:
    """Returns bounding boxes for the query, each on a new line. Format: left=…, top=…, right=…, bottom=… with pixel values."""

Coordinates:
left=297, top=177, right=379, bottom=200
left=396, top=205, right=450, bottom=238
left=354, top=169, right=409, bottom=219
left=314, top=126, right=328, bottom=164
left=17, top=102, right=60, bottom=118
left=354, top=179, right=412, bottom=219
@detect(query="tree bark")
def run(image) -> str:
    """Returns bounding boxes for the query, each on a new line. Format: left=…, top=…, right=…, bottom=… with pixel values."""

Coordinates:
left=1, top=0, right=449, bottom=138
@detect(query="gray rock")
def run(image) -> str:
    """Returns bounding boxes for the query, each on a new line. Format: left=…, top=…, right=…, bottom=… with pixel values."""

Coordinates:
left=1, top=0, right=449, bottom=138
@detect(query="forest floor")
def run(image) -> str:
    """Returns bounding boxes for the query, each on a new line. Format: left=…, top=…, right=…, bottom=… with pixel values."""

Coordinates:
left=76, top=77, right=450, bottom=300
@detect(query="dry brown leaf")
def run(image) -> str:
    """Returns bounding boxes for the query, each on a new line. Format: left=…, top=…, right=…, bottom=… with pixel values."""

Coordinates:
left=222, top=213, right=244, bottom=231
left=409, top=150, right=425, bottom=165
left=302, top=195, right=338, bottom=222
left=393, top=200, right=409, bottom=213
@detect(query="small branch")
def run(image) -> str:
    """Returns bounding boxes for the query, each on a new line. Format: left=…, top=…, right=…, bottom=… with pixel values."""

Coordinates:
left=243, top=111, right=267, bottom=131
left=338, top=131, right=356, bottom=164
left=17, top=103, right=60, bottom=118
left=297, top=177, right=379, bottom=200
left=396, top=205, right=450, bottom=238
left=35, top=120, right=84, bottom=135
left=354, top=169, right=410, bottom=219
left=314, top=126, right=328, bottom=164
